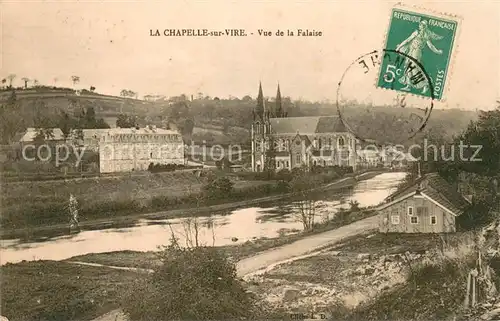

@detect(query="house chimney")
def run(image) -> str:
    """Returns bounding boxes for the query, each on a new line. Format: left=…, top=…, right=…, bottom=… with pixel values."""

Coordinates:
left=417, top=162, right=422, bottom=178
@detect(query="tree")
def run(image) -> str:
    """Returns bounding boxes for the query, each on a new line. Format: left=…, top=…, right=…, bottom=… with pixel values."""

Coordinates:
left=0, top=91, right=25, bottom=144
left=33, top=79, right=39, bottom=87
left=116, top=114, right=137, bottom=128
left=59, top=111, right=73, bottom=139
left=7, top=74, right=16, bottom=88
left=76, top=106, right=109, bottom=129
left=168, top=101, right=195, bottom=138
left=89, top=86, right=96, bottom=92
left=458, top=109, right=500, bottom=176
left=84, top=106, right=96, bottom=126
left=21, top=77, right=30, bottom=89
left=71, top=75, right=80, bottom=87
left=122, top=242, right=257, bottom=320
left=290, top=168, right=320, bottom=231
left=202, top=176, right=234, bottom=200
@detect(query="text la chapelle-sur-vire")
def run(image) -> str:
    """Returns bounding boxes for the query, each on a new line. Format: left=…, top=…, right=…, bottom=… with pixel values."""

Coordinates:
left=149, top=28, right=322, bottom=37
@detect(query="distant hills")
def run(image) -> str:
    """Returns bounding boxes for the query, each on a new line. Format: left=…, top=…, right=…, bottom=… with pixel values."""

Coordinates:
left=1, top=88, right=480, bottom=146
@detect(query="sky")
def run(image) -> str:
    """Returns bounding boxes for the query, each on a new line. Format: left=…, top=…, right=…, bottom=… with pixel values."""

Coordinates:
left=2, top=0, right=499, bottom=110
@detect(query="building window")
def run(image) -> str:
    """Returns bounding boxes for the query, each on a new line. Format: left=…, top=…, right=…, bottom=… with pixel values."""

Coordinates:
left=430, top=216, right=437, bottom=225
left=296, top=154, right=301, bottom=164
left=410, top=216, right=418, bottom=224
left=407, top=206, right=414, bottom=216
left=391, top=215, right=400, bottom=225
left=338, top=137, right=345, bottom=147
left=286, top=161, right=289, bottom=168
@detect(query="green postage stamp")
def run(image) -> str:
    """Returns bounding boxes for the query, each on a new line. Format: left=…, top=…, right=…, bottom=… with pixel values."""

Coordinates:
left=376, top=6, right=460, bottom=100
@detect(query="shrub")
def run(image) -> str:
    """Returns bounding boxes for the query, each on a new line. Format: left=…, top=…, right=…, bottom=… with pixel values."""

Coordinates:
left=122, top=245, right=257, bottom=320
left=203, top=176, right=234, bottom=199
left=275, top=180, right=291, bottom=193
left=147, top=163, right=187, bottom=173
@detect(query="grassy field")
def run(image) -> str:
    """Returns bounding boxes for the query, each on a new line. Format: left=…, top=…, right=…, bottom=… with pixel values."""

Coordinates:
left=1, top=260, right=144, bottom=321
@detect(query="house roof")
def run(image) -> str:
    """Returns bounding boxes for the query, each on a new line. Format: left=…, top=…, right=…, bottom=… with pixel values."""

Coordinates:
left=381, top=173, right=470, bottom=216
left=18, top=128, right=65, bottom=142
left=269, top=116, right=348, bottom=135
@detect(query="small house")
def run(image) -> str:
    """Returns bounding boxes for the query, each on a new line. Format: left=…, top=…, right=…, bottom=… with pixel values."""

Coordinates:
left=378, top=173, right=471, bottom=233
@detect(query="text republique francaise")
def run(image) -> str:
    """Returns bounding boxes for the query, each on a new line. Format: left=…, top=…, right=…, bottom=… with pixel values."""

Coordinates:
left=149, top=29, right=323, bottom=37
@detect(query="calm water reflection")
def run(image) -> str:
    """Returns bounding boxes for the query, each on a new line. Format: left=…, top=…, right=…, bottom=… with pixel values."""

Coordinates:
left=0, top=172, right=406, bottom=265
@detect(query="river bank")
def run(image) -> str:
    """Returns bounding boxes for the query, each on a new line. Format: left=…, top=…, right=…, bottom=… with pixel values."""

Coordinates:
left=1, top=171, right=408, bottom=321
left=65, top=207, right=377, bottom=270
left=0, top=170, right=385, bottom=240
left=0, top=207, right=378, bottom=321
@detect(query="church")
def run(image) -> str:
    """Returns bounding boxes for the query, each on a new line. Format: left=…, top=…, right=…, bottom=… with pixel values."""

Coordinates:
left=251, top=83, right=357, bottom=172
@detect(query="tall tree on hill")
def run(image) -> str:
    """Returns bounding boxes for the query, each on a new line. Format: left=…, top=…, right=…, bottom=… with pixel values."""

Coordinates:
left=7, top=74, right=16, bottom=88
left=21, top=77, right=30, bottom=89
left=1, top=78, right=6, bottom=88
left=33, top=79, right=39, bottom=87
left=71, top=75, right=80, bottom=88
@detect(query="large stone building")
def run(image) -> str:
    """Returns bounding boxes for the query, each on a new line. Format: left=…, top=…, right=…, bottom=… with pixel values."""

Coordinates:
left=98, top=126, right=184, bottom=173
left=251, top=83, right=357, bottom=172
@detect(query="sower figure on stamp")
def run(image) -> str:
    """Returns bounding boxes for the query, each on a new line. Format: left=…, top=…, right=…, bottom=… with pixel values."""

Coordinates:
left=396, top=20, right=443, bottom=94
left=68, top=193, right=80, bottom=233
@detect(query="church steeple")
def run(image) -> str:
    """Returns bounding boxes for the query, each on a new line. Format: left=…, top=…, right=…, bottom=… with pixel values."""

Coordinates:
left=275, top=83, right=283, bottom=118
left=255, top=81, right=264, bottom=120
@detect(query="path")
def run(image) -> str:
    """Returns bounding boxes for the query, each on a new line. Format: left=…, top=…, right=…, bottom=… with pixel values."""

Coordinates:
left=87, top=214, right=379, bottom=321
left=236, top=215, right=378, bottom=276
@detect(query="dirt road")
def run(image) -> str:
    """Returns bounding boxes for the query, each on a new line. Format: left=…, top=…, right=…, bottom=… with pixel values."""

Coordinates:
left=236, top=215, right=378, bottom=277
left=88, top=214, right=379, bottom=321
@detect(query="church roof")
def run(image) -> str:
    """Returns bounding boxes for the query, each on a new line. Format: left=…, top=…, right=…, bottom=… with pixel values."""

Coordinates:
left=269, top=116, right=348, bottom=135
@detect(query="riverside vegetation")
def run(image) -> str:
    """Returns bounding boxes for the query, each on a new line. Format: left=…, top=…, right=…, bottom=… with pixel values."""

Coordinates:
left=0, top=192, right=373, bottom=321
left=1, top=165, right=354, bottom=235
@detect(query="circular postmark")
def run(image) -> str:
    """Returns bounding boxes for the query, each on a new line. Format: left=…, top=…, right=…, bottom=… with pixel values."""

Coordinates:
left=336, top=49, right=434, bottom=145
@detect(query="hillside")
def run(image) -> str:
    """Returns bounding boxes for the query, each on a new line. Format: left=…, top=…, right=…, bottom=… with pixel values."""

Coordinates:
left=0, top=88, right=480, bottom=146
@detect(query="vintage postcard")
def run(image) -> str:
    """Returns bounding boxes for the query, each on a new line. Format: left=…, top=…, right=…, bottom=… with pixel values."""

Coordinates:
left=1, top=1, right=499, bottom=321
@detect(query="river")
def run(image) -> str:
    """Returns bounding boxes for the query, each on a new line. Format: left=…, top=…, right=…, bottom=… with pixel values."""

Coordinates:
left=0, top=172, right=406, bottom=265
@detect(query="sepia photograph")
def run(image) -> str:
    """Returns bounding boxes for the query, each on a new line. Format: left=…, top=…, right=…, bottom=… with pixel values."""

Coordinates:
left=1, top=1, right=499, bottom=320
